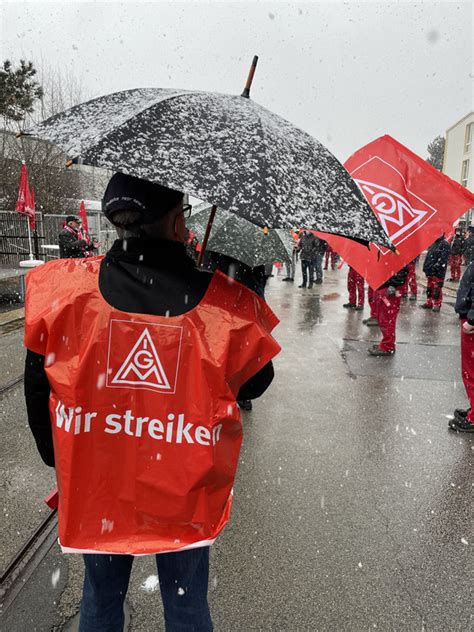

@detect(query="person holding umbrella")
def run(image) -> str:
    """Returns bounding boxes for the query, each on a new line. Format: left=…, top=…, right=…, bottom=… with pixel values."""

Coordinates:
left=24, top=172, right=280, bottom=631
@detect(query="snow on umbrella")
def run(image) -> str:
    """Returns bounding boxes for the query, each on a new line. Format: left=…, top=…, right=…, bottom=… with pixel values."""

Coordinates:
left=188, top=206, right=293, bottom=268
left=23, top=70, right=391, bottom=248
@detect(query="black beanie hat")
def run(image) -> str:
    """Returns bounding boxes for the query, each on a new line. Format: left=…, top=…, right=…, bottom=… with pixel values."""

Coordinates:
left=102, top=172, right=184, bottom=225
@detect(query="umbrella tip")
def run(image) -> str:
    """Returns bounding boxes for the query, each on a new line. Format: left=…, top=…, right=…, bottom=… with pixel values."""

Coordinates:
left=241, top=55, right=259, bottom=99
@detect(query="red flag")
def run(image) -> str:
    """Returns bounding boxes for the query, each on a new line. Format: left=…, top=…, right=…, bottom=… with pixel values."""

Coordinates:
left=79, top=200, right=89, bottom=237
left=16, top=163, right=36, bottom=230
left=321, top=135, right=474, bottom=288
left=28, top=186, right=36, bottom=230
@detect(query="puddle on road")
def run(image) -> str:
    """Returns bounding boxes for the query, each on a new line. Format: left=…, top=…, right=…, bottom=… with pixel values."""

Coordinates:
left=321, top=292, right=340, bottom=301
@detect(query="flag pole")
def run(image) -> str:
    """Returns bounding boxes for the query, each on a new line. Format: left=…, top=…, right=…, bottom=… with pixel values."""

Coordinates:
left=26, top=218, right=34, bottom=260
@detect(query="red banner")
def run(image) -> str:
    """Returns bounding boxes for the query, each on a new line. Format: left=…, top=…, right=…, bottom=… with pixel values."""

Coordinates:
left=320, top=135, right=474, bottom=288
left=16, top=163, right=36, bottom=230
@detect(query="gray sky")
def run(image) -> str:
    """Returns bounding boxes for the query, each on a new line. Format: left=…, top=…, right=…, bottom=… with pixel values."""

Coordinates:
left=1, top=1, right=472, bottom=162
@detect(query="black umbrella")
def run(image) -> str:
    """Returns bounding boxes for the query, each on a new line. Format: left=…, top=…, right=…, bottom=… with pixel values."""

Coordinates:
left=23, top=58, right=391, bottom=248
left=188, top=206, right=293, bottom=268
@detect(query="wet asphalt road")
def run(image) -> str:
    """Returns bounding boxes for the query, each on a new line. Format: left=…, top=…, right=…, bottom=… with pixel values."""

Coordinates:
left=1, top=267, right=472, bottom=631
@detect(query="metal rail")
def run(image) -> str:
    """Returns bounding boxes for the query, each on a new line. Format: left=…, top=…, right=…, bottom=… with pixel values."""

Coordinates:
left=0, top=509, right=58, bottom=586
left=0, top=375, right=23, bottom=398
left=0, top=317, right=24, bottom=337
left=0, top=372, right=59, bottom=611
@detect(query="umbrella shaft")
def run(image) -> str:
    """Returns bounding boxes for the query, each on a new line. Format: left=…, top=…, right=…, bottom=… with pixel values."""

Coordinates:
left=197, top=205, right=218, bottom=267
left=241, top=55, right=259, bottom=98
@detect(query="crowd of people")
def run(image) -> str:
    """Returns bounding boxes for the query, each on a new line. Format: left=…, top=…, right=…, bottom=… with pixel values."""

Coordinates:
left=270, top=226, right=473, bottom=434
left=23, top=192, right=474, bottom=631
left=58, top=217, right=474, bottom=437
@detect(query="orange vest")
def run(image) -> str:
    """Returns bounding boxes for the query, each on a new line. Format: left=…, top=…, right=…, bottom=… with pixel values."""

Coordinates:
left=25, top=257, right=280, bottom=555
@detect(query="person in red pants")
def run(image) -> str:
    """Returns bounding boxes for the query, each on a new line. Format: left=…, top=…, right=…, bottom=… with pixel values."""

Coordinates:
left=363, top=286, right=378, bottom=326
left=324, top=245, right=337, bottom=270
left=368, top=267, right=408, bottom=356
left=400, top=258, right=418, bottom=300
left=451, top=262, right=474, bottom=432
left=420, top=235, right=450, bottom=312
left=448, top=229, right=464, bottom=282
left=343, top=266, right=364, bottom=311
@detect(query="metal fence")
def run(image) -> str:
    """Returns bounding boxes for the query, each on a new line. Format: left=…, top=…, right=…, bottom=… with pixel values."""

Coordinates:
left=0, top=211, right=116, bottom=267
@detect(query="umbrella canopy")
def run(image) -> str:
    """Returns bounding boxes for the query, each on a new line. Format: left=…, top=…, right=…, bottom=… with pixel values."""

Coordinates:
left=187, top=206, right=294, bottom=268
left=25, top=88, right=391, bottom=247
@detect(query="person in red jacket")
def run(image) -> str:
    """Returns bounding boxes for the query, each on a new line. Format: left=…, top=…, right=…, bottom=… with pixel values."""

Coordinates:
left=368, top=266, right=409, bottom=356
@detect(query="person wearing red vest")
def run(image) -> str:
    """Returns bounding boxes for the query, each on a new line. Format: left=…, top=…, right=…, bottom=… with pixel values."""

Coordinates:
left=24, top=172, right=280, bottom=631
left=58, top=215, right=95, bottom=258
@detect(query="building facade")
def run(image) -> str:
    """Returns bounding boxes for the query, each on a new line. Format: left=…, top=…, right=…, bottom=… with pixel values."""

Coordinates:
left=443, top=112, right=473, bottom=191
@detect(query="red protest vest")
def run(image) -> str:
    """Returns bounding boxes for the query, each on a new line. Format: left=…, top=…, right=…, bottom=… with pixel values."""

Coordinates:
left=25, top=257, right=280, bottom=555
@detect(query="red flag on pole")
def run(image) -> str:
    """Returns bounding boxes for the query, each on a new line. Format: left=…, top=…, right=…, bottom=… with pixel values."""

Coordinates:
left=16, top=163, right=36, bottom=230
left=320, top=135, right=474, bottom=289
left=79, top=200, right=89, bottom=237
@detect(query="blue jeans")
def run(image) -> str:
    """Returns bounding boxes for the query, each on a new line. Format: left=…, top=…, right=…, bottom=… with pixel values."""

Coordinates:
left=312, top=254, right=323, bottom=281
left=79, top=547, right=213, bottom=632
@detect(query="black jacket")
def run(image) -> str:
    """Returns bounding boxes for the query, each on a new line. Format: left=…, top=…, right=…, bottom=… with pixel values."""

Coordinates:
left=463, top=234, right=474, bottom=265
left=202, top=251, right=267, bottom=298
left=455, top=263, right=474, bottom=324
left=25, top=238, right=275, bottom=467
left=297, top=233, right=317, bottom=260
left=314, top=238, right=327, bottom=256
left=423, top=237, right=450, bottom=279
left=380, top=266, right=409, bottom=289
left=58, top=227, right=91, bottom=258
left=450, top=234, right=465, bottom=256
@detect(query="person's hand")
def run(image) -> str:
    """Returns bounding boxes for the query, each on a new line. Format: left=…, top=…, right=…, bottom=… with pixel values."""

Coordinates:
left=462, top=321, right=474, bottom=334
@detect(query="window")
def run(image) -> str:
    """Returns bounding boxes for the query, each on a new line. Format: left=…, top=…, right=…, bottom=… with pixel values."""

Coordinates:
left=461, top=159, right=470, bottom=187
left=464, top=123, right=473, bottom=153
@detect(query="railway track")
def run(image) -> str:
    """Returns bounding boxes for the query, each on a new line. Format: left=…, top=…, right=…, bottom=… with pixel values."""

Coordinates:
left=0, top=315, right=24, bottom=337
left=0, top=375, right=24, bottom=398
left=0, top=371, right=59, bottom=614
